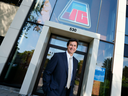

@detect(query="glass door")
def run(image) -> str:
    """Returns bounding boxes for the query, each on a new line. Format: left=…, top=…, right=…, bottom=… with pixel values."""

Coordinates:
left=33, top=34, right=88, bottom=96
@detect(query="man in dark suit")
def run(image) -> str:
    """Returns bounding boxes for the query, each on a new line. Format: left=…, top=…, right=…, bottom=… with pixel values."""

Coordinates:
left=42, top=39, right=78, bottom=96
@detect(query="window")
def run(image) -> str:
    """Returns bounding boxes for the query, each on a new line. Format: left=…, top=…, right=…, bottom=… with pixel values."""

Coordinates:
left=50, top=0, right=102, bottom=32
left=97, top=0, right=117, bottom=42
left=0, top=22, right=43, bottom=87
left=92, top=41, right=114, bottom=96
left=121, top=5, right=128, bottom=96
left=121, top=57, right=128, bottom=96
left=27, top=0, right=56, bottom=25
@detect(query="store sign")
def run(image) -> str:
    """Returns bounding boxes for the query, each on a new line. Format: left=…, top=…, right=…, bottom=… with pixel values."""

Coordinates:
left=94, top=66, right=106, bottom=82
left=58, top=0, right=91, bottom=28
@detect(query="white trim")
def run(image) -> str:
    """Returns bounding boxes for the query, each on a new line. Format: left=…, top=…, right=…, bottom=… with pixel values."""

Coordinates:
left=0, top=0, right=34, bottom=75
left=111, top=0, right=126, bottom=96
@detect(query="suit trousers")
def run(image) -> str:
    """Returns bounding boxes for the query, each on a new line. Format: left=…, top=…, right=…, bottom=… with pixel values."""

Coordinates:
left=65, top=87, right=71, bottom=96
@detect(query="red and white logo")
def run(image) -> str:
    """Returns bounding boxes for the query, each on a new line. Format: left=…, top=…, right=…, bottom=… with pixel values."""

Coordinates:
left=58, top=0, right=91, bottom=28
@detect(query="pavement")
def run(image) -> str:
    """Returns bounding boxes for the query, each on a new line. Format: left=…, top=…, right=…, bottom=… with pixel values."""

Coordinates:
left=0, top=85, right=79, bottom=96
left=0, top=85, right=19, bottom=96
left=0, top=85, right=39, bottom=96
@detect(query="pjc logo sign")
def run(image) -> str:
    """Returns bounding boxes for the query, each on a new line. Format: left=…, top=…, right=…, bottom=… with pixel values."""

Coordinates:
left=58, top=0, right=91, bottom=28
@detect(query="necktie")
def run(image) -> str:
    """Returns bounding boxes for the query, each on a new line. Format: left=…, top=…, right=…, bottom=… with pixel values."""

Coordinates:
left=66, top=57, right=72, bottom=89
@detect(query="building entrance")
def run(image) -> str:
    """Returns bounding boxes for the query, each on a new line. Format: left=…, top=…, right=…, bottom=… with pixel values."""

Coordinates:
left=32, top=34, right=89, bottom=96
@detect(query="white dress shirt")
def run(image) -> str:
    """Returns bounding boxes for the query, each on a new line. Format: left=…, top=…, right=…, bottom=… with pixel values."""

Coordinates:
left=66, top=51, right=73, bottom=80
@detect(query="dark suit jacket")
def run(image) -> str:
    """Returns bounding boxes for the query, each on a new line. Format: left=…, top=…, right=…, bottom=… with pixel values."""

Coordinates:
left=42, top=52, right=78, bottom=96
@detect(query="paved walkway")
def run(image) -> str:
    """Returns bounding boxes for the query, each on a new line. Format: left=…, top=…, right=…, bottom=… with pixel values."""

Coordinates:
left=0, top=85, right=39, bottom=96
left=0, top=85, right=19, bottom=96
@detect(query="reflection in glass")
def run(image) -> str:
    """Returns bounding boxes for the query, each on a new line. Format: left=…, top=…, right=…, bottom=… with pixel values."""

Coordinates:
left=97, top=0, right=117, bottom=42
left=28, top=0, right=56, bottom=24
left=36, top=47, right=85, bottom=96
left=50, top=35, right=88, bottom=52
left=96, top=41, right=113, bottom=67
left=125, top=5, right=128, bottom=35
left=121, top=57, right=128, bottom=96
left=124, top=44, right=128, bottom=57
left=125, top=18, right=128, bottom=35
left=92, top=41, right=114, bottom=96
left=1, top=22, right=43, bottom=87
left=50, top=0, right=101, bottom=32
left=125, top=36, right=128, bottom=45
left=73, top=53, right=85, bottom=96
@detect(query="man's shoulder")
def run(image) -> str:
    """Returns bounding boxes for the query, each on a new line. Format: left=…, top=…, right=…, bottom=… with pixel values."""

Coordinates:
left=73, top=56, right=78, bottom=63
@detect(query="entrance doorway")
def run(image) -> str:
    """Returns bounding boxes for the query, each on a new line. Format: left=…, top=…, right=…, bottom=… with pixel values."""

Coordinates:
left=33, top=34, right=89, bottom=96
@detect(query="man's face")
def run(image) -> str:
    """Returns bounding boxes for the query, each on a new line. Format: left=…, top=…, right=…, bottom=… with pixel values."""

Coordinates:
left=67, top=41, right=77, bottom=56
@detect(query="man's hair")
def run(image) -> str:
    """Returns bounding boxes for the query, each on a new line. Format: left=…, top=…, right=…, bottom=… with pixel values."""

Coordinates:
left=67, top=38, right=79, bottom=47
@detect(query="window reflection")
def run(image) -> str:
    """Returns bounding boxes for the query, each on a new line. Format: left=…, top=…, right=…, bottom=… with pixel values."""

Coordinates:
left=1, top=22, right=43, bottom=87
left=50, top=35, right=88, bottom=52
left=73, top=53, right=85, bottom=96
left=122, top=6, right=128, bottom=95
left=121, top=57, right=128, bottom=96
left=125, top=18, right=128, bottom=35
left=124, top=44, right=128, bottom=57
left=28, top=0, right=56, bottom=25
left=125, top=36, right=128, bottom=45
left=17, top=23, right=42, bottom=53
left=96, top=41, right=113, bottom=67
left=126, top=6, right=128, bottom=35
left=50, top=0, right=101, bottom=32
left=92, top=41, right=114, bottom=96
left=97, top=0, right=117, bottom=42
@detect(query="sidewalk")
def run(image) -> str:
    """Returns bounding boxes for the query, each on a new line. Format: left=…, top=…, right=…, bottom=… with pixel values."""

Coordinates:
left=0, top=85, right=39, bottom=96
left=0, top=85, right=19, bottom=96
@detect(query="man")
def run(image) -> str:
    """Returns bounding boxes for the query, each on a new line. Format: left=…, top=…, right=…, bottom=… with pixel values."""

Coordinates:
left=42, top=39, right=78, bottom=96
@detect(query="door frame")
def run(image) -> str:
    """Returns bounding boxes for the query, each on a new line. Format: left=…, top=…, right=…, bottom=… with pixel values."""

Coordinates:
left=32, top=33, right=89, bottom=96
left=19, top=21, right=100, bottom=96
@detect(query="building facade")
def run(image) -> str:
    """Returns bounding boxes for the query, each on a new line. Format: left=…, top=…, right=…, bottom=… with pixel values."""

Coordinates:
left=0, top=0, right=127, bottom=96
